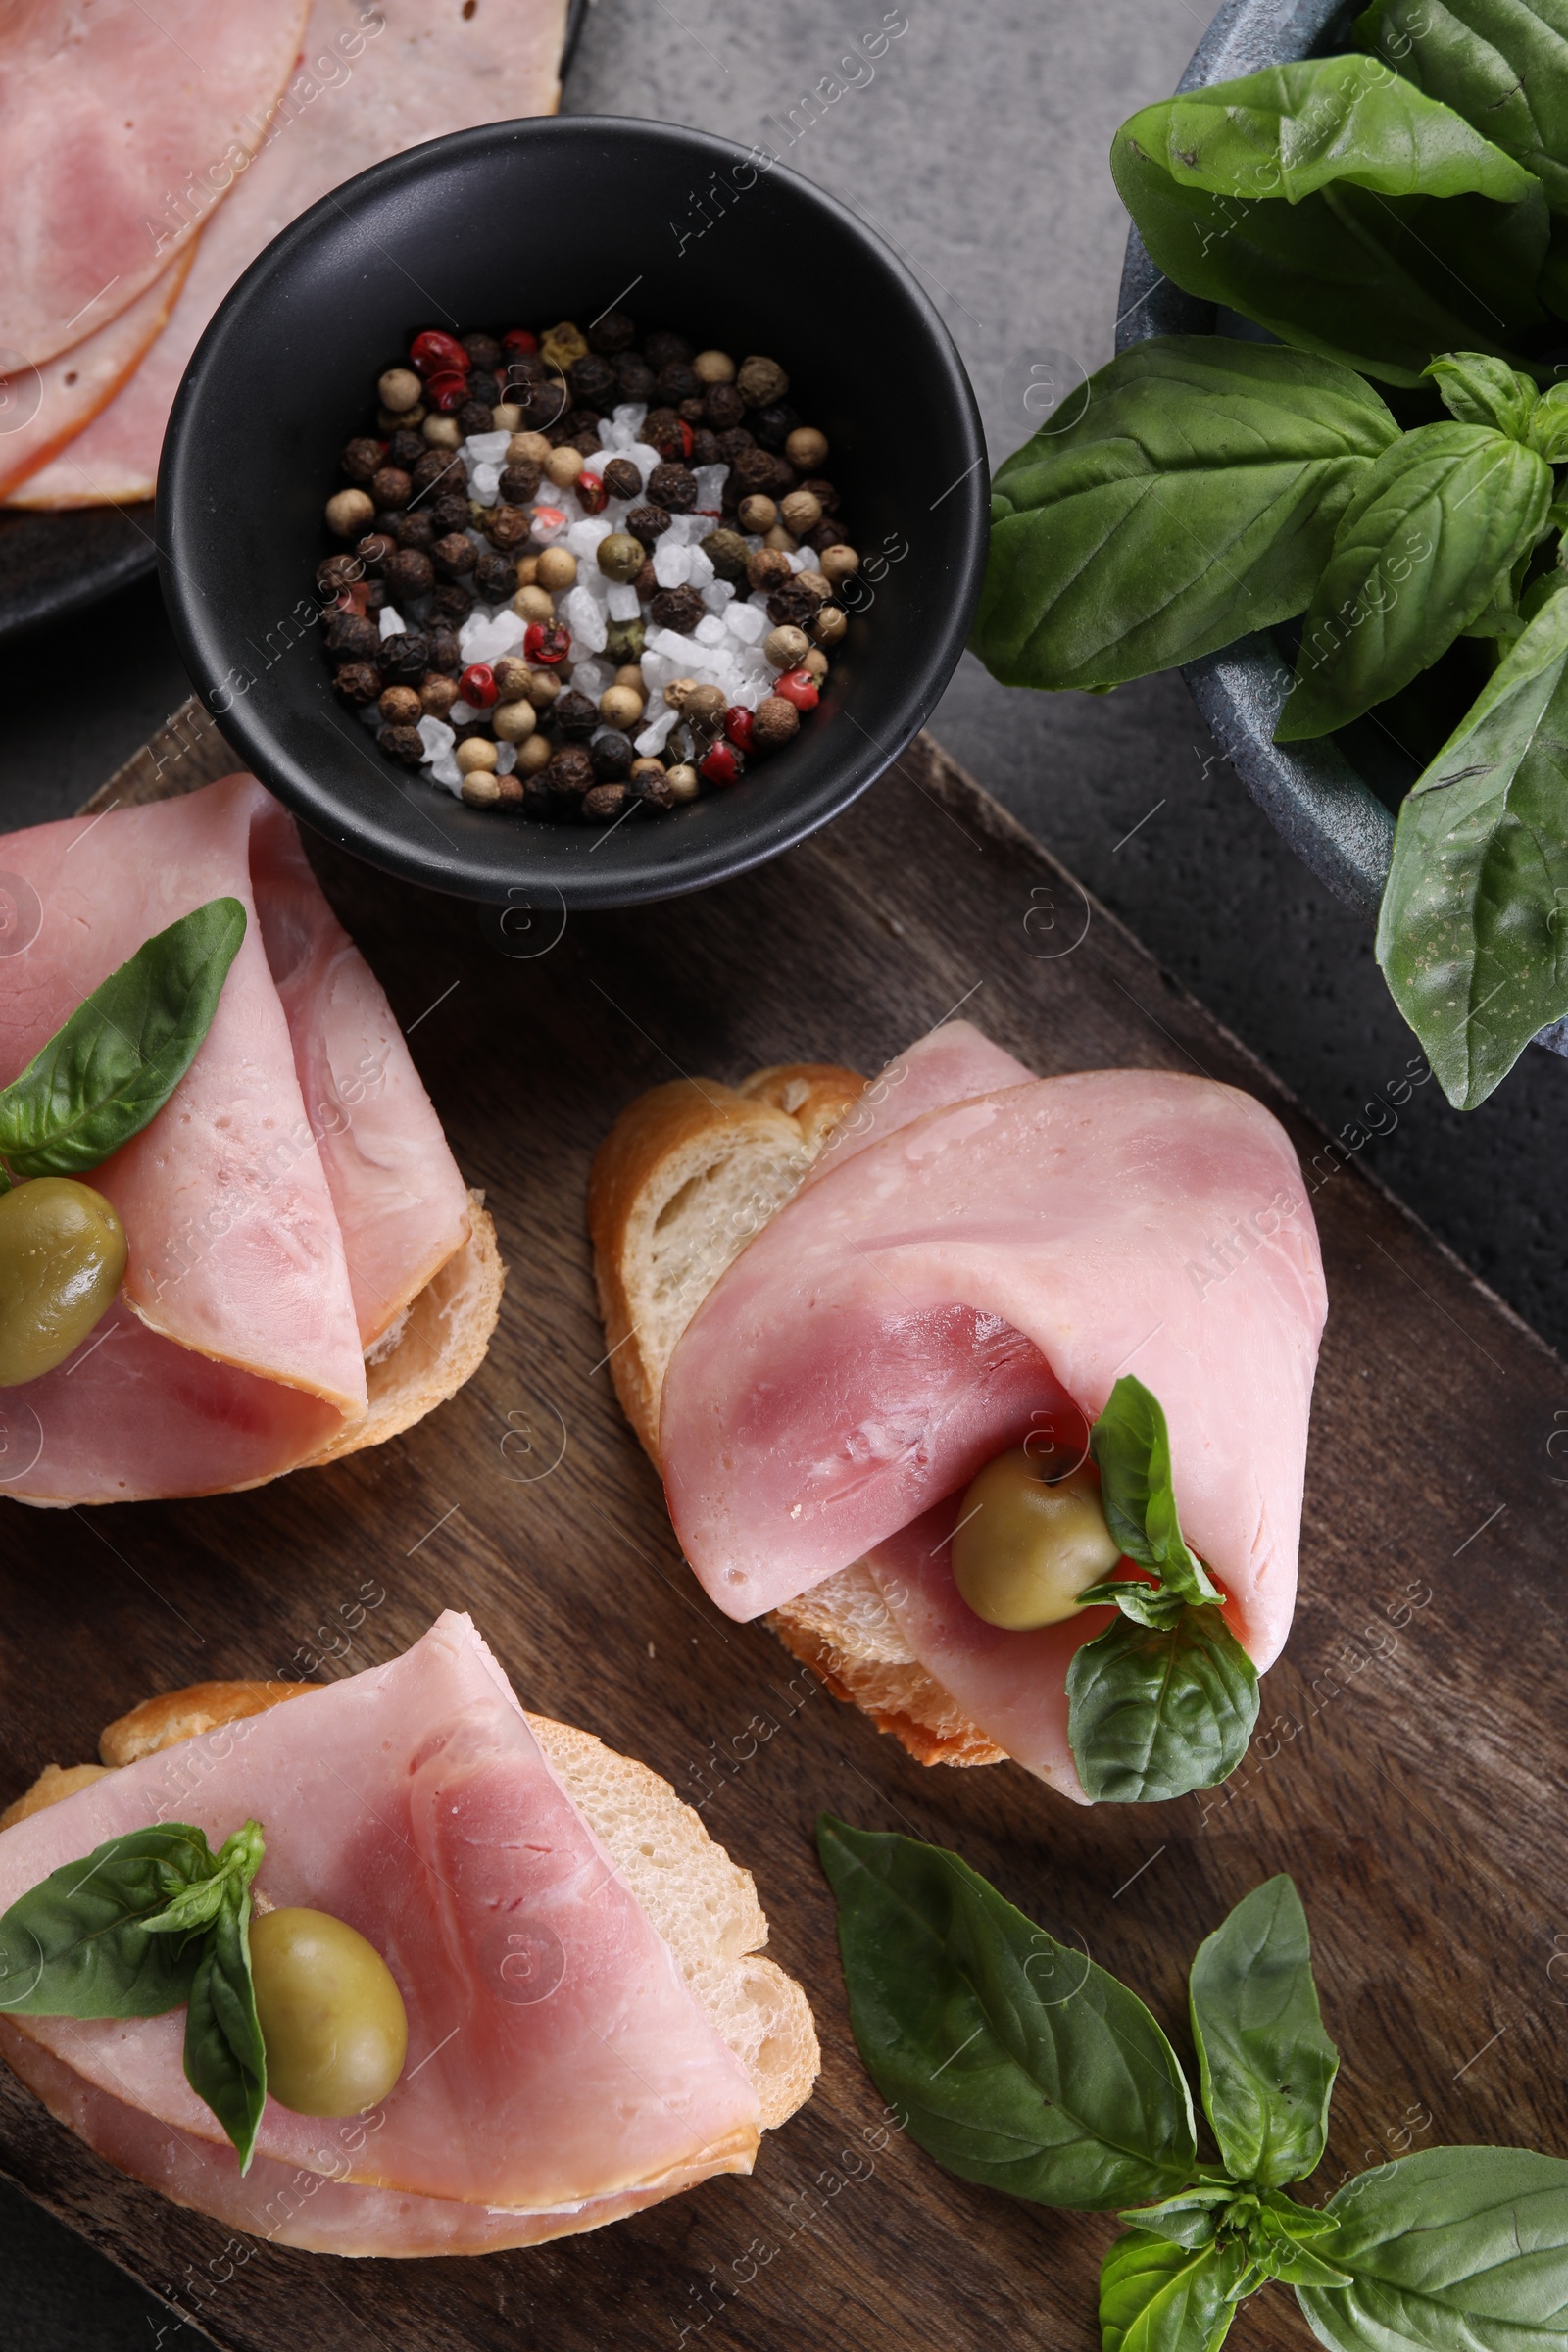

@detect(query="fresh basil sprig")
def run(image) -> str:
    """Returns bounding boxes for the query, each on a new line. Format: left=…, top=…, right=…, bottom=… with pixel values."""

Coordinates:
left=0, top=1817, right=269, bottom=2169
left=0, top=897, right=246, bottom=1194
left=1356, top=0, right=1568, bottom=220
left=1065, top=1376, right=1258, bottom=1804
left=820, top=1838, right=1568, bottom=2352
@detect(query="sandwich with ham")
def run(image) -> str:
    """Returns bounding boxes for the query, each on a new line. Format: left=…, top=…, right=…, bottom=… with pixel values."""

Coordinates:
left=590, top=1022, right=1328, bottom=1806
left=0, top=777, right=500, bottom=1503
left=0, top=1612, right=817, bottom=2252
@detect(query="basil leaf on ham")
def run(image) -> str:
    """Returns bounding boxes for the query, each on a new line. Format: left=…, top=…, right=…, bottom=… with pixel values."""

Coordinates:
left=1087, top=1375, right=1220, bottom=1606
left=1067, top=1608, right=1259, bottom=1803
left=0, top=896, right=246, bottom=1186
left=1188, top=1877, right=1340, bottom=2186
left=0, top=1815, right=268, bottom=2170
left=816, top=1816, right=1197, bottom=2209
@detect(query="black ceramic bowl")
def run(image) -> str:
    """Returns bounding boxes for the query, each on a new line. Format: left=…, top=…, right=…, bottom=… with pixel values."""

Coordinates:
left=158, top=116, right=986, bottom=907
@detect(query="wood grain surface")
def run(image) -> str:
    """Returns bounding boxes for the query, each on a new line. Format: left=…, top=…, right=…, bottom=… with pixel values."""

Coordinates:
left=3, top=717, right=1566, bottom=2352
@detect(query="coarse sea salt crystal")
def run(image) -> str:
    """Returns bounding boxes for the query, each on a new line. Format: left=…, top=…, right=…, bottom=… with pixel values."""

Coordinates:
left=612, top=402, right=647, bottom=437
left=647, top=624, right=698, bottom=662
left=566, top=515, right=613, bottom=560
left=496, top=742, right=517, bottom=776
left=562, top=585, right=608, bottom=654
left=449, top=697, right=484, bottom=724
left=694, top=613, right=726, bottom=647
left=378, top=605, right=406, bottom=639
left=530, top=505, right=569, bottom=544
left=417, top=714, right=455, bottom=761
left=459, top=608, right=525, bottom=666
left=432, top=759, right=463, bottom=793
left=470, top=463, right=501, bottom=508
left=635, top=706, right=681, bottom=756
left=686, top=546, right=715, bottom=591
left=652, top=540, right=692, bottom=588
left=702, top=579, right=736, bottom=615
left=464, top=430, right=511, bottom=468
left=787, top=547, right=812, bottom=573
left=627, top=442, right=662, bottom=483
left=569, top=654, right=611, bottom=701
left=724, top=601, right=766, bottom=644
left=606, top=580, right=641, bottom=620
left=693, top=464, right=727, bottom=510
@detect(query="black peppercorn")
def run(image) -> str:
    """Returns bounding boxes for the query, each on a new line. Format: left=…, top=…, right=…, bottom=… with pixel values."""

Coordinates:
left=802, top=475, right=840, bottom=514
left=428, top=492, right=470, bottom=536
left=633, top=558, right=659, bottom=600
left=384, top=547, right=435, bottom=599
left=737, top=355, right=789, bottom=409
left=704, top=382, right=744, bottom=431
left=643, top=407, right=686, bottom=461
left=458, top=400, right=495, bottom=437
left=393, top=510, right=436, bottom=551
left=318, top=552, right=364, bottom=597
left=750, top=403, right=800, bottom=454
left=647, top=462, right=697, bottom=513
left=630, top=765, right=676, bottom=811
left=677, top=396, right=706, bottom=426
left=553, top=689, right=598, bottom=740
left=385, top=427, right=425, bottom=470
left=515, top=381, right=561, bottom=431
left=808, top=518, right=845, bottom=555
left=322, top=607, right=380, bottom=660
left=642, top=329, right=692, bottom=371
left=483, top=504, right=531, bottom=552
left=590, top=731, right=635, bottom=781
left=474, top=551, right=517, bottom=600
left=613, top=352, right=656, bottom=402
left=569, top=353, right=616, bottom=410
left=370, top=465, right=413, bottom=510
left=766, top=580, right=826, bottom=630
left=689, top=427, right=721, bottom=469
left=378, top=630, right=428, bottom=682
left=468, top=369, right=500, bottom=406
left=432, top=581, right=474, bottom=621
left=412, top=450, right=462, bottom=497
left=378, top=722, right=424, bottom=766
left=499, top=459, right=542, bottom=504
left=361, top=577, right=388, bottom=613
left=432, top=532, right=477, bottom=578
left=426, top=626, right=462, bottom=673
left=650, top=583, right=705, bottom=634
left=462, top=331, right=502, bottom=370
left=701, top=527, right=750, bottom=581
left=626, top=502, right=671, bottom=546
left=340, top=435, right=384, bottom=483
left=549, top=744, right=595, bottom=794
left=583, top=782, right=629, bottom=823
left=715, top=425, right=755, bottom=464
left=589, top=309, right=637, bottom=355
left=571, top=426, right=603, bottom=458
left=333, top=661, right=382, bottom=706
left=596, top=456, right=637, bottom=502
left=658, top=363, right=700, bottom=406
left=352, top=533, right=396, bottom=578
left=729, top=446, right=778, bottom=501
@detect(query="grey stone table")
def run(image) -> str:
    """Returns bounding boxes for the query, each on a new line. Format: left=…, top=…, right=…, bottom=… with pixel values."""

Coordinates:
left=3, top=0, right=1564, bottom=2340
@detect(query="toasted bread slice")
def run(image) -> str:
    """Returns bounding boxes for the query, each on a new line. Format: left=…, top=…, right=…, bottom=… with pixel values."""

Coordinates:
left=5, top=1679, right=816, bottom=2133
left=588, top=1064, right=999, bottom=1770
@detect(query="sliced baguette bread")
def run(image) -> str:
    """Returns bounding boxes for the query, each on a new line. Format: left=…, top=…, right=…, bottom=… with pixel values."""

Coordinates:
left=588, top=1066, right=1004, bottom=1770
left=3, top=1679, right=817, bottom=2134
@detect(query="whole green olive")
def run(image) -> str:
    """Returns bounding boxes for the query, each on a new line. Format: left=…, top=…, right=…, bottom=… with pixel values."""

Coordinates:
left=250, top=1907, right=408, bottom=2117
left=951, top=1451, right=1123, bottom=1631
left=0, top=1177, right=127, bottom=1387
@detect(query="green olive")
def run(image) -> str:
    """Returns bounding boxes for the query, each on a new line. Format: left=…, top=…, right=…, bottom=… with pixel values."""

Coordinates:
left=951, top=1450, right=1123, bottom=1631
left=0, top=1177, right=127, bottom=1387
left=250, top=1907, right=408, bottom=2117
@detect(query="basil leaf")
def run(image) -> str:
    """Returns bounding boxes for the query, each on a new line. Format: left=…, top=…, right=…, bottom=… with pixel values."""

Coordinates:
left=0, top=897, right=246, bottom=1181
left=1188, top=1877, right=1339, bottom=2187
left=1278, top=424, right=1552, bottom=741
left=1528, top=385, right=1568, bottom=464
left=816, top=1816, right=1197, bottom=2208
left=1101, top=2230, right=1245, bottom=2352
left=1075, top=1579, right=1187, bottom=1631
left=1425, top=353, right=1540, bottom=439
left=1298, top=2147, right=1568, bottom=2350
left=1357, top=0, right=1568, bottom=216
left=1111, top=58, right=1548, bottom=385
left=1123, top=2182, right=1238, bottom=2250
left=1067, top=1609, right=1260, bottom=1803
left=183, top=1871, right=266, bottom=2174
left=0, top=1824, right=219, bottom=2018
left=1376, top=586, right=1568, bottom=1108
left=974, top=337, right=1397, bottom=692
left=1088, top=1376, right=1220, bottom=1606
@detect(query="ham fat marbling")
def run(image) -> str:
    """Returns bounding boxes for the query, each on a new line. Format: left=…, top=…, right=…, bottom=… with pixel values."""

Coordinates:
left=660, top=1023, right=1327, bottom=1781
left=0, top=1614, right=761, bottom=2248
left=0, top=776, right=471, bottom=1502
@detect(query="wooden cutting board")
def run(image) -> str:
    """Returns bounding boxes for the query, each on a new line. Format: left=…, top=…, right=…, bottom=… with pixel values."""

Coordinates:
left=3, top=711, right=1566, bottom=2352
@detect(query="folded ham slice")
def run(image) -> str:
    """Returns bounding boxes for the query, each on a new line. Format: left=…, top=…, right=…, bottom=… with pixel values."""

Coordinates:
left=0, top=1613, right=761, bottom=2242
left=8, top=0, right=570, bottom=509
left=660, top=1023, right=1327, bottom=1784
left=0, top=775, right=472, bottom=1501
left=0, top=0, right=309, bottom=370
left=0, top=248, right=193, bottom=501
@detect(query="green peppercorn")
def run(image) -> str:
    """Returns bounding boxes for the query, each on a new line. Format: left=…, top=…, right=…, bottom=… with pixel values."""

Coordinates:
left=597, top=532, right=646, bottom=584
left=701, top=527, right=750, bottom=582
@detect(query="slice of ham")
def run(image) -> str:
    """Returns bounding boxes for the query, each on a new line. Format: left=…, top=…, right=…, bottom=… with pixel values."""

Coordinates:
left=7, top=0, right=570, bottom=509
left=0, top=0, right=309, bottom=369
left=0, top=774, right=472, bottom=1501
left=661, top=1021, right=1326, bottom=1718
left=0, top=1613, right=760, bottom=2229
left=0, top=247, right=193, bottom=500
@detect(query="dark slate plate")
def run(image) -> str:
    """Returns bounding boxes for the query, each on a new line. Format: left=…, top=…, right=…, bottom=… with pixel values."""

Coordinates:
left=0, top=0, right=589, bottom=646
